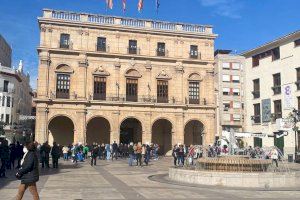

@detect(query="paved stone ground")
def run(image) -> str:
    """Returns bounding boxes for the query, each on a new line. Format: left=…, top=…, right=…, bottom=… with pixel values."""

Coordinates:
left=0, top=157, right=300, bottom=200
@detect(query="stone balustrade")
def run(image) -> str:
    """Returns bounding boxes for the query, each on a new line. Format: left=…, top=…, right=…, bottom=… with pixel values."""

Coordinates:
left=42, top=9, right=213, bottom=34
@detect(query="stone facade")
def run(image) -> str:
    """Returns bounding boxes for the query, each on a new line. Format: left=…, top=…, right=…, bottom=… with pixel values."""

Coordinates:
left=35, top=9, right=217, bottom=153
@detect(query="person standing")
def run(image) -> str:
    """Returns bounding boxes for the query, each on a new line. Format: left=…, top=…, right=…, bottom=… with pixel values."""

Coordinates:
left=112, top=141, right=118, bottom=161
left=105, top=144, right=111, bottom=160
left=271, top=148, right=279, bottom=167
left=91, top=146, right=98, bottom=166
left=172, top=145, right=178, bottom=166
left=136, top=142, right=142, bottom=167
left=15, top=141, right=39, bottom=200
left=0, top=140, right=10, bottom=177
left=144, top=144, right=151, bottom=166
left=40, top=141, right=51, bottom=168
left=51, top=142, right=60, bottom=168
left=62, top=145, right=69, bottom=161
left=9, top=143, right=16, bottom=169
left=15, top=142, right=24, bottom=169
left=128, top=143, right=134, bottom=166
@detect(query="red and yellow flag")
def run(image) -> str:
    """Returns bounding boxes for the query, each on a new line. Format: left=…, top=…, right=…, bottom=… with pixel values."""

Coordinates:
left=137, top=0, right=144, bottom=12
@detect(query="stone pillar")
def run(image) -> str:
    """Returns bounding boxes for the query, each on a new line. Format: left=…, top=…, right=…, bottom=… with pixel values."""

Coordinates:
left=35, top=107, right=48, bottom=144
left=142, top=112, right=152, bottom=144
left=110, top=111, right=120, bottom=143
left=74, top=110, right=86, bottom=144
left=77, top=55, right=88, bottom=100
left=174, top=113, right=184, bottom=145
left=37, top=52, right=50, bottom=98
left=203, top=113, right=215, bottom=145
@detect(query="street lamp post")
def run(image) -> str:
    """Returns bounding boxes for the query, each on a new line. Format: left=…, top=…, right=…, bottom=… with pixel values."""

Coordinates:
left=292, top=109, right=299, bottom=161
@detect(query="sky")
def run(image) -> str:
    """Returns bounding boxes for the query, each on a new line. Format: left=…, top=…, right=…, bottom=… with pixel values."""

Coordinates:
left=0, top=0, right=299, bottom=89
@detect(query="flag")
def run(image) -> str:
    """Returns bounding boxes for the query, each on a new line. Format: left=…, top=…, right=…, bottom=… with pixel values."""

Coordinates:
left=122, top=0, right=126, bottom=12
left=138, top=0, right=144, bottom=12
left=106, top=0, right=113, bottom=9
left=156, top=0, right=160, bottom=13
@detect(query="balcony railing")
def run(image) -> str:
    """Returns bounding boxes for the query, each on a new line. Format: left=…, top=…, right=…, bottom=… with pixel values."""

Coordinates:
left=96, top=44, right=108, bottom=52
left=44, top=9, right=211, bottom=34
left=189, top=52, right=200, bottom=59
left=252, top=115, right=261, bottom=124
left=127, top=47, right=140, bottom=55
left=93, top=93, right=106, bottom=100
left=252, top=91, right=260, bottom=99
left=126, top=95, right=138, bottom=102
left=56, top=91, right=69, bottom=99
left=59, top=41, right=73, bottom=49
left=156, top=49, right=168, bottom=57
left=0, top=87, right=15, bottom=93
left=272, top=86, right=281, bottom=95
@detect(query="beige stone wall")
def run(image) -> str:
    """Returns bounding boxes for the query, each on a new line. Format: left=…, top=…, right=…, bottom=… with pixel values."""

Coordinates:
left=35, top=11, right=217, bottom=150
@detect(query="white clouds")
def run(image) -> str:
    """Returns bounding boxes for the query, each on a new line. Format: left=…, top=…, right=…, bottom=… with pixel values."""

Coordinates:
left=199, top=0, right=243, bottom=19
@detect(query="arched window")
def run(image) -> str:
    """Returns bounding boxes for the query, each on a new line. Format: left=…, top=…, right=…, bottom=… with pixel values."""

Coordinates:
left=125, top=69, right=141, bottom=102
left=188, top=73, right=202, bottom=104
left=55, top=64, right=73, bottom=99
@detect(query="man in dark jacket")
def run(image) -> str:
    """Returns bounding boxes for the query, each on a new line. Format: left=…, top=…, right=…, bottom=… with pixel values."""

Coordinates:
left=51, top=142, right=60, bottom=168
left=15, top=142, right=24, bottom=169
left=91, top=146, right=98, bottom=166
left=40, top=141, right=51, bottom=168
left=0, top=140, right=9, bottom=177
left=112, top=141, right=118, bottom=161
left=15, top=141, right=39, bottom=200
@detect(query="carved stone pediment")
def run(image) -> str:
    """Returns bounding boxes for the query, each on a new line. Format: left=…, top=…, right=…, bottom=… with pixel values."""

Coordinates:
left=125, top=68, right=142, bottom=78
left=188, top=73, right=203, bottom=81
left=93, top=66, right=110, bottom=76
left=156, top=70, right=171, bottom=80
left=55, top=64, right=73, bottom=73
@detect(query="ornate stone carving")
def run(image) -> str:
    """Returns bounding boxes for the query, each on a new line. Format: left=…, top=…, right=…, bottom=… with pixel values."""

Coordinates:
left=125, top=68, right=142, bottom=78
left=156, top=70, right=171, bottom=80
left=145, top=60, right=152, bottom=70
left=175, top=61, right=184, bottom=72
left=114, top=58, right=121, bottom=68
left=93, top=66, right=110, bottom=76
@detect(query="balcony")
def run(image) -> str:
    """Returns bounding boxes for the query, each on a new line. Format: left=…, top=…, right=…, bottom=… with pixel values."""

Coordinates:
left=156, top=49, right=168, bottom=57
left=93, top=93, right=106, bottom=100
left=43, top=9, right=213, bottom=35
left=56, top=91, right=69, bottom=99
left=272, top=86, right=281, bottom=95
left=252, top=91, right=260, bottom=99
left=189, top=52, right=200, bottom=59
left=188, top=98, right=200, bottom=105
left=59, top=41, right=73, bottom=49
left=126, top=95, right=138, bottom=102
left=96, top=44, right=107, bottom=52
left=127, top=47, right=140, bottom=55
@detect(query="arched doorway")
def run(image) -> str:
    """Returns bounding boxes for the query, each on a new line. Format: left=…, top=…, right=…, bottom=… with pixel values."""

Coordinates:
left=184, top=120, right=204, bottom=146
left=120, top=118, right=142, bottom=144
left=86, top=117, right=110, bottom=145
left=152, top=119, right=172, bottom=155
left=48, top=116, right=74, bottom=146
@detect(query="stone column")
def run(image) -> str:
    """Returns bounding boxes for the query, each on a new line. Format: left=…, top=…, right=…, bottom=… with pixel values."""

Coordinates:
left=37, top=51, right=50, bottom=98
left=35, top=107, right=48, bottom=144
left=174, top=113, right=185, bottom=145
left=142, top=112, right=152, bottom=144
left=203, top=113, right=215, bottom=145
left=77, top=55, right=88, bottom=100
left=110, top=111, right=120, bottom=143
left=74, top=110, right=86, bottom=144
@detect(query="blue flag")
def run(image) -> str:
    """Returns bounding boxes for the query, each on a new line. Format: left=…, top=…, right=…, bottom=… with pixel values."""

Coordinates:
left=156, top=0, right=160, bottom=13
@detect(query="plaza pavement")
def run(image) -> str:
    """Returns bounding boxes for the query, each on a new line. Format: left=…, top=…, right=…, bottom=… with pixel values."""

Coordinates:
left=0, top=157, right=300, bottom=200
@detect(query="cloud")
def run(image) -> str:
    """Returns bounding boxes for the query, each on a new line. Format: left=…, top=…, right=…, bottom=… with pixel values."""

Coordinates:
left=199, top=0, right=243, bottom=19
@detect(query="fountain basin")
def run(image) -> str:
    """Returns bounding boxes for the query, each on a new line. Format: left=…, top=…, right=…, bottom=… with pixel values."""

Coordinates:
left=169, top=167, right=299, bottom=189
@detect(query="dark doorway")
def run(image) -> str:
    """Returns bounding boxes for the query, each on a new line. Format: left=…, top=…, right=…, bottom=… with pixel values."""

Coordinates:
left=48, top=116, right=74, bottom=146
left=120, top=118, right=142, bottom=144
left=86, top=117, right=110, bottom=145
left=184, top=120, right=204, bottom=146
left=152, top=119, right=172, bottom=155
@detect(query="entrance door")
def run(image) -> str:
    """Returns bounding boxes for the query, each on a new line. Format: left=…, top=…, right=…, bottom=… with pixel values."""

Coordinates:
left=274, top=136, right=284, bottom=154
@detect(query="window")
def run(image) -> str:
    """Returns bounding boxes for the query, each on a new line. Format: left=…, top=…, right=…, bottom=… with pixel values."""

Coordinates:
left=11, top=98, right=13, bottom=108
left=233, top=88, right=240, bottom=96
left=232, top=75, right=240, bottom=83
left=253, top=103, right=261, bottom=123
left=274, top=100, right=282, bottom=119
left=157, top=42, right=165, bottom=56
left=93, top=76, right=106, bottom=100
left=252, top=79, right=260, bottom=98
left=223, top=101, right=230, bottom=111
left=128, top=40, right=137, bottom=54
left=126, top=79, right=138, bottom=102
left=232, top=63, right=240, bottom=70
left=3, top=80, right=8, bottom=92
left=233, top=102, right=241, bottom=109
left=252, top=47, right=280, bottom=67
left=190, top=45, right=198, bottom=58
left=189, top=81, right=199, bottom=104
left=223, top=88, right=230, bottom=95
left=296, top=68, right=300, bottom=90
left=223, top=114, right=230, bottom=121
left=5, top=114, right=9, bottom=124
left=272, top=73, right=281, bottom=95
left=298, top=96, right=300, bottom=111
left=295, top=38, right=300, bottom=47
left=271, top=47, right=280, bottom=61
left=222, top=62, right=230, bottom=70
left=252, top=55, right=259, bottom=67
left=254, top=137, right=262, bottom=148
left=1, top=114, right=3, bottom=121
left=56, top=74, right=70, bottom=99
left=6, top=96, right=10, bottom=107
left=97, top=37, right=106, bottom=52
left=60, top=34, right=70, bottom=49
left=222, top=75, right=230, bottom=82
left=157, top=80, right=168, bottom=103
left=233, top=114, right=241, bottom=121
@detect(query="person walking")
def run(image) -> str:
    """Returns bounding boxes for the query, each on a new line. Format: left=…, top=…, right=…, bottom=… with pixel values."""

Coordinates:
left=112, top=141, right=118, bottom=161
left=91, top=146, right=98, bottom=166
left=144, top=144, right=151, bottom=166
left=9, top=143, right=16, bottom=169
left=15, top=141, right=39, bottom=200
left=105, top=144, right=111, bottom=160
left=40, top=141, right=51, bottom=168
left=0, top=140, right=9, bottom=177
left=51, top=142, right=60, bottom=168
left=15, top=142, right=24, bottom=169
left=172, top=145, right=178, bottom=166
left=271, top=147, right=279, bottom=167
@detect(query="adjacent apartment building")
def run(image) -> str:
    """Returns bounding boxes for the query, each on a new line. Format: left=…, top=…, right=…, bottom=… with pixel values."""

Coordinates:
left=242, top=30, right=300, bottom=158
left=35, top=9, right=217, bottom=153
left=0, top=61, right=33, bottom=132
left=214, top=50, right=245, bottom=136
left=0, top=34, right=12, bottom=67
